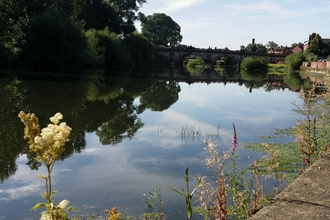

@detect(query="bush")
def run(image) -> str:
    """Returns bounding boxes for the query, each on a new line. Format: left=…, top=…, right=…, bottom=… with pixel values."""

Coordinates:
left=241, top=57, right=268, bottom=71
left=122, top=32, right=154, bottom=71
left=285, top=53, right=305, bottom=70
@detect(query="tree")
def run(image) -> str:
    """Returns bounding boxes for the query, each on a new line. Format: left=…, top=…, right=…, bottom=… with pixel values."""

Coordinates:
left=305, top=33, right=330, bottom=56
left=141, top=13, right=183, bottom=47
left=291, top=42, right=303, bottom=48
left=122, top=32, right=154, bottom=70
left=0, top=0, right=25, bottom=68
left=83, top=0, right=121, bottom=32
left=17, top=8, right=88, bottom=70
left=266, top=41, right=278, bottom=51
left=285, top=53, right=305, bottom=70
left=83, top=0, right=146, bottom=34
left=245, top=43, right=267, bottom=53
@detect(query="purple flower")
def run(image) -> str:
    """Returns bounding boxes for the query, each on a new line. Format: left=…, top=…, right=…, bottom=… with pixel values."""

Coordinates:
left=231, top=123, right=238, bottom=151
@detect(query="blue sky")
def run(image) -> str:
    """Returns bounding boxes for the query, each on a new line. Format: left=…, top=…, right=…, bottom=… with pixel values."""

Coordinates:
left=137, top=0, right=330, bottom=50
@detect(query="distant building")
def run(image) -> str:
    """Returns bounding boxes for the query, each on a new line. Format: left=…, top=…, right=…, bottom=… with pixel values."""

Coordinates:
left=268, top=46, right=291, bottom=55
left=292, top=45, right=304, bottom=54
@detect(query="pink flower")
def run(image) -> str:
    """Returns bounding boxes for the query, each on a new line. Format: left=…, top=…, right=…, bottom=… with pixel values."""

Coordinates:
left=231, top=123, right=238, bottom=151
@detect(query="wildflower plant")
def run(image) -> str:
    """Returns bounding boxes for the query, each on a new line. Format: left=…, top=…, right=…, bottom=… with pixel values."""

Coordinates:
left=142, top=187, right=164, bottom=220
left=18, top=111, right=72, bottom=220
left=195, top=124, right=265, bottom=220
left=170, top=167, right=202, bottom=220
left=293, top=86, right=330, bottom=170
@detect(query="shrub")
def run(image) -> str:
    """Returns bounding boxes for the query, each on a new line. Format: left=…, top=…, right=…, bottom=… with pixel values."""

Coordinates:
left=285, top=53, right=305, bottom=70
left=241, top=57, right=268, bottom=71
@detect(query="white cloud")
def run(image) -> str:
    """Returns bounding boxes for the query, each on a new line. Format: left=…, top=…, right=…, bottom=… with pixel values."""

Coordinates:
left=179, top=90, right=215, bottom=107
left=156, top=0, right=205, bottom=13
left=223, top=1, right=297, bottom=19
left=0, top=183, right=43, bottom=201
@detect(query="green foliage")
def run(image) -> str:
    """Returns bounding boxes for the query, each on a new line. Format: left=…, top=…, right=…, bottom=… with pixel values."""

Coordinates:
left=267, top=63, right=287, bottom=74
left=84, top=29, right=106, bottom=69
left=283, top=70, right=305, bottom=88
left=141, top=13, right=183, bottom=47
left=305, top=33, right=330, bottom=56
left=266, top=41, right=278, bottom=51
left=241, top=57, right=268, bottom=71
left=245, top=43, right=267, bottom=53
left=170, top=167, right=202, bottom=220
left=0, top=0, right=25, bottom=67
left=285, top=53, right=305, bottom=70
left=183, top=57, right=208, bottom=76
left=122, top=32, right=154, bottom=71
left=83, top=0, right=121, bottom=32
left=140, top=81, right=181, bottom=111
left=96, top=27, right=131, bottom=71
left=215, top=56, right=237, bottom=66
left=18, top=8, right=88, bottom=70
left=291, top=42, right=303, bottom=48
left=185, top=57, right=205, bottom=68
left=0, top=0, right=148, bottom=71
left=244, top=141, right=301, bottom=184
left=143, top=188, right=164, bottom=219
left=305, top=52, right=318, bottom=62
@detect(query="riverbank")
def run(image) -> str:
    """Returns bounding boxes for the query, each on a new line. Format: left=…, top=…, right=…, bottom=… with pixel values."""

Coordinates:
left=250, top=149, right=330, bottom=219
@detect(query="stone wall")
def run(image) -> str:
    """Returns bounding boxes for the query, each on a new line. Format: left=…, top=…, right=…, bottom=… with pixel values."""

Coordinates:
left=310, top=61, right=327, bottom=69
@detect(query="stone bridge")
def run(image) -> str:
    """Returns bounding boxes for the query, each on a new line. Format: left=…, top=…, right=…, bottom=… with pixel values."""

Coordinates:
left=156, top=47, right=287, bottom=66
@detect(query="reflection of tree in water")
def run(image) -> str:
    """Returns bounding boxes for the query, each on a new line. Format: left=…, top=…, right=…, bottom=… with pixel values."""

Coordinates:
left=20, top=75, right=89, bottom=160
left=0, top=77, right=26, bottom=182
left=283, top=71, right=305, bottom=90
left=215, top=66, right=237, bottom=78
left=83, top=93, right=144, bottom=145
left=185, top=65, right=205, bottom=76
left=240, top=69, right=267, bottom=92
left=0, top=72, right=178, bottom=182
left=95, top=98, right=144, bottom=145
left=140, top=80, right=181, bottom=111
left=240, top=69, right=267, bottom=82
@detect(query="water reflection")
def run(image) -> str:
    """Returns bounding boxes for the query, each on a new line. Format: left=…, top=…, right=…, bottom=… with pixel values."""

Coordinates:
left=0, top=69, right=322, bottom=219
left=0, top=69, right=319, bottom=183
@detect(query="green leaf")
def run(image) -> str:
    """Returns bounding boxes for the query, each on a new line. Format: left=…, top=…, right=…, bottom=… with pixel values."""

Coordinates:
left=38, top=174, right=47, bottom=181
left=41, top=193, right=47, bottom=198
left=31, top=202, right=47, bottom=210
left=185, top=167, right=189, bottom=176
left=169, top=187, right=185, bottom=197
left=50, top=191, right=57, bottom=199
left=195, top=177, right=202, bottom=188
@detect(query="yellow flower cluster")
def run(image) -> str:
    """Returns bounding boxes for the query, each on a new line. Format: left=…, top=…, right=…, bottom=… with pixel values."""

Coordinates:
left=18, top=111, right=72, bottom=166
left=104, top=207, right=122, bottom=220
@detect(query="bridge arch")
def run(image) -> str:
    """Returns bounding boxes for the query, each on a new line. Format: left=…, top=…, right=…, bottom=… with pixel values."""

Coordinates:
left=156, top=48, right=287, bottom=66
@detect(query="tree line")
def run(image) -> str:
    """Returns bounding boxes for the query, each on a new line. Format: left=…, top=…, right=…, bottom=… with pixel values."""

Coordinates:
left=0, top=0, right=183, bottom=72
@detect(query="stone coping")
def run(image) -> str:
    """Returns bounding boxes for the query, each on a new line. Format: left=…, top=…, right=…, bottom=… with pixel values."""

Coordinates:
left=250, top=150, right=330, bottom=220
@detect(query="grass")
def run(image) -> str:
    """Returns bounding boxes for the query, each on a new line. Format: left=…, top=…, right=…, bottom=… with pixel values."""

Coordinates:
left=267, top=63, right=287, bottom=75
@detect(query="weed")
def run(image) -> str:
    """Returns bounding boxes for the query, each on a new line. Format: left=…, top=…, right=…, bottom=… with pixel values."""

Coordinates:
left=170, top=167, right=202, bottom=220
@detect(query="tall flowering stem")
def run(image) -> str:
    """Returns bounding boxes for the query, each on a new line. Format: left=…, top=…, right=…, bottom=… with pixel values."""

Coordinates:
left=231, top=123, right=238, bottom=151
left=18, top=111, right=71, bottom=219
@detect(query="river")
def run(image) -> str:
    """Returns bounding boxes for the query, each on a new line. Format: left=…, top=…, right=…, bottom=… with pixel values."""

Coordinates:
left=0, top=69, right=308, bottom=219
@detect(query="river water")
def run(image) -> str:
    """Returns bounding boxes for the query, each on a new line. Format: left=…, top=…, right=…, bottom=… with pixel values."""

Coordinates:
left=0, top=70, right=307, bottom=219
